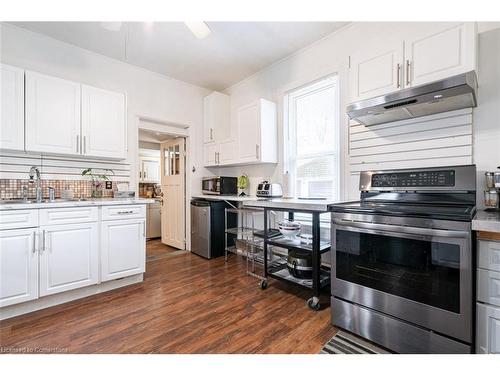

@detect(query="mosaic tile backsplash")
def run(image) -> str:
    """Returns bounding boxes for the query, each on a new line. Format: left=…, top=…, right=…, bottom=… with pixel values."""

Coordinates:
left=0, top=179, right=127, bottom=200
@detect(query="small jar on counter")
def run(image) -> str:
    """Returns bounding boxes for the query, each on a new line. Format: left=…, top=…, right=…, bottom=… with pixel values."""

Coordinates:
left=484, top=189, right=499, bottom=209
left=486, top=172, right=495, bottom=189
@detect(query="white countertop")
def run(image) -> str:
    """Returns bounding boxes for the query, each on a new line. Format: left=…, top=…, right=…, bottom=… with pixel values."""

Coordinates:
left=0, top=198, right=155, bottom=211
left=243, top=198, right=342, bottom=212
left=191, top=194, right=258, bottom=202
left=472, top=210, right=500, bottom=233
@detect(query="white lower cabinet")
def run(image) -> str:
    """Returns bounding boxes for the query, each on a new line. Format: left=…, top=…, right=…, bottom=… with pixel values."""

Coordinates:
left=101, top=218, right=146, bottom=282
left=0, top=229, right=38, bottom=307
left=477, top=303, right=500, bottom=354
left=39, top=222, right=99, bottom=297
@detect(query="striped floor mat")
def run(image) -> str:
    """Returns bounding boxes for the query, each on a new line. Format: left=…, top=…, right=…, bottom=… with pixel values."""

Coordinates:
left=320, top=330, right=391, bottom=354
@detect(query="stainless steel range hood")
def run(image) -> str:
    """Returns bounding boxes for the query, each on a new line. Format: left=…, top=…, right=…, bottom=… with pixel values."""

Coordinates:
left=347, top=71, right=478, bottom=126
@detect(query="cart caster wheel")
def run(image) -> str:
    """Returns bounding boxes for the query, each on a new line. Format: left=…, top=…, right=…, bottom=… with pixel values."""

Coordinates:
left=307, top=297, right=320, bottom=311
left=260, top=280, right=268, bottom=290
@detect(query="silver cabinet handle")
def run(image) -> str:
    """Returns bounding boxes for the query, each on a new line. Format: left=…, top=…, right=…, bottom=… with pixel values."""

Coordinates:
left=76, top=134, right=80, bottom=153
left=397, top=63, right=401, bottom=88
left=139, top=171, right=142, bottom=179
left=217, top=152, right=220, bottom=164
left=32, top=231, right=36, bottom=253
left=255, top=144, right=259, bottom=159
left=210, top=128, right=213, bottom=140
left=83, top=136, right=87, bottom=154
left=41, top=230, right=46, bottom=253
left=117, top=210, right=134, bottom=214
left=406, top=60, right=411, bottom=86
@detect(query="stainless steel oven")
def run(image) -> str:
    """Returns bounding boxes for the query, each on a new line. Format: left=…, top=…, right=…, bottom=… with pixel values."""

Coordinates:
left=329, top=165, right=476, bottom=353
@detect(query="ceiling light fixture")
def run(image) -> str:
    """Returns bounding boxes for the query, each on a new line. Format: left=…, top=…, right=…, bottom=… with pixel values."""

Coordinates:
left=184, top=22, right=211, bottom=39
left=100, top=22, right=122, bottom=32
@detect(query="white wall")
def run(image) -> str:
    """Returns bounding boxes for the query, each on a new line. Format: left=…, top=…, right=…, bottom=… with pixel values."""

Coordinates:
left=222, top=22, right=500, bottom=206
left=0, top=23, right=212, bottom=250
left=474, top=27, right=500, bottom=207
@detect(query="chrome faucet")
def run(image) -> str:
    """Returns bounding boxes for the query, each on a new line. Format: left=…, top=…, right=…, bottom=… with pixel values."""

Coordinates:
left=29, top=166, right=43, bottom=202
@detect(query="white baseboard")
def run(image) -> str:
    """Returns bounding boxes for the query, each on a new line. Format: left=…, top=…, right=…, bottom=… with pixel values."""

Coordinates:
left=0, top=274, right=143, bottom=321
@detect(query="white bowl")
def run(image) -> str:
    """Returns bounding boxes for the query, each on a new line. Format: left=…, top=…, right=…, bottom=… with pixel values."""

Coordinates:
left=279, top=226, right=300, bottom=239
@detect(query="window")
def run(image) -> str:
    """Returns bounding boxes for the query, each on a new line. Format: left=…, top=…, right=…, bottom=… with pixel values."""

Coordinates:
left=285, top=75, right=340, bottom=201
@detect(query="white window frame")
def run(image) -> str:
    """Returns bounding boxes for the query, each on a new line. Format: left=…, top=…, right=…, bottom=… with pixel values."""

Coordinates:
left=284, top=74, right=340, bottom=224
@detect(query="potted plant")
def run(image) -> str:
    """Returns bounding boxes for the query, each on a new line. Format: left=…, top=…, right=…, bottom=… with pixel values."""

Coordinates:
left=81, top=168, right=114, bottom=198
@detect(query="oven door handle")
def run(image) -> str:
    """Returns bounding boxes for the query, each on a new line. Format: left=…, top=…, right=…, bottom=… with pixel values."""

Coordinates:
left=332, top=219, right=470, bottom=238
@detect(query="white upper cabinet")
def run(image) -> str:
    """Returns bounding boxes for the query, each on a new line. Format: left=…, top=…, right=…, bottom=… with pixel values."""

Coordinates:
left=39, top=222, right=99, bottom=297
left=237, top=99, right=277, bottom=164
left=203, top=91, right=230, bottom=144
left=0, top=228, right=38, bottom=307
left=219, top=140, right=237, bottom=165
left=349, top=40, right=404, bottom=102
left=203, top=142, right=219, bottom=167
left=25, top=71, right=81, bottom=155
left=0, top=64, right=24, bottom=151
left=404, top=23, right=477, bottom=87
left=81, top=85, right=127, bottom=159
left=348, top=22, right=477, bottom=103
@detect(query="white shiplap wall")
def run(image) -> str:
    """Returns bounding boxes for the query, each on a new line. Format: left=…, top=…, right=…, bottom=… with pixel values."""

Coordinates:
left=0, top=151, right=131, bottom=181
left=348, top=108, right=473, bottom=199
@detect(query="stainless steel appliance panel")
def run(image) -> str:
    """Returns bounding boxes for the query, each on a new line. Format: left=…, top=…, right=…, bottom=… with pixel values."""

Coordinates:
left=332, top=212, right=473, bottom=343
left=190, top=200, right=211, bottom=258
left=332, top=297, right=471, bottom=354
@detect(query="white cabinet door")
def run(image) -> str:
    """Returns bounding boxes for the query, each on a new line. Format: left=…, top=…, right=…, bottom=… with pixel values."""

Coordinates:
left=219, top=140, right=237, bottom=165
left=349, top=40, right=404, bottom=102
left=203, top=142, right=219, bottom=167
left=39, top=222, right=98, bottom=297
left=0, top=229, right=38, bottom=307
left=0, top=64, right=24, bottom=151
left=203, top=91, right=230, bottom=144
left=100, top=219, right=145, bottom=281
left=237, top=101, right=261, bottom=163
left=141, top=158, right=160, bottom=183
left=81, top=85, right=126, bottom=159
left=25, top=71, right=81, bottom=155
left=477, top=303, right=500, bottom=354
left=405, top=23, right=477, bottom=87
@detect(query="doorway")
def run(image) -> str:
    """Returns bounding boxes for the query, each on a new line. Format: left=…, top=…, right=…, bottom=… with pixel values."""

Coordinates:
left=137, top=123, right=188, bottom=261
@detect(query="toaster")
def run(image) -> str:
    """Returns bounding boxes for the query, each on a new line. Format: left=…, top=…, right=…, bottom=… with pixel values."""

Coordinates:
left=256, top=181, right=283, bottom=198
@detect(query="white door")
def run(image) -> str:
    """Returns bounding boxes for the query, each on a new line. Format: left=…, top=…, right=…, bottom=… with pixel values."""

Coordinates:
left=39, top=222, right=98, bottom=297
left=81, top=85, right=126, bottom=159
left=219, top=140, right=236, bottom=165
left=25, top=71, right=81, bottom=155
left=349, top=40, right=404, bottom=102
left=405, top=23, right=477, bottom=87
left=141, top=158, right=160, bottom=183
left=203, top=142, right=219, bottom=166
left=477, top=303, right=500, bottom=354
left=0, top=229, right=38, bottom=307
left=237, top=102, right=260, bottom=163
left=101, top=218, right=145, bottom=281
left=0, top=64, right=24, bottom=151
left=160, top=138, right=185, bottom=249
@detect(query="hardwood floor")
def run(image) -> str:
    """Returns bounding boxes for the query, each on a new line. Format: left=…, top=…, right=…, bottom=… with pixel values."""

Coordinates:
left=0, top=247, right=336, bottom=354
left=146, top=238, right=184, bottom=261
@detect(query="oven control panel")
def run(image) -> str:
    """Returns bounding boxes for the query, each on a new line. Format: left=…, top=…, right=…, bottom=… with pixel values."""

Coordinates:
left=371, top=170, right=455, bottom=188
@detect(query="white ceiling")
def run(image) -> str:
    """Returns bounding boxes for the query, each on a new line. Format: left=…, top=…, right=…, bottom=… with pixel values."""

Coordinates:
left=10, top=22, right=349, bottom=90
left=139, top=129, right=175, bottom=143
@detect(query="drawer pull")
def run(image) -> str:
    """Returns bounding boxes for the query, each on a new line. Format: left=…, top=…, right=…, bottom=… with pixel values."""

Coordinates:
left=117, top=210, right=134, bottom=215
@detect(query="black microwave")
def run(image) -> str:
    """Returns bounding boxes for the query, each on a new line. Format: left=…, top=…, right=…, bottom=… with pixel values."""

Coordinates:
left=202, top=176, right=238, bottom=195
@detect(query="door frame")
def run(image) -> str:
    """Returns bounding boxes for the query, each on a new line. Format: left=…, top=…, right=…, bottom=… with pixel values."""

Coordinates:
left=136, top=116, right=190, bottom=251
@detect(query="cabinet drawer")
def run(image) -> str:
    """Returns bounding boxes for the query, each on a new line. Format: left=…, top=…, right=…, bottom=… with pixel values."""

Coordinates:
left=478, top=239, right=500, bottom=272
left=477, top=302, right=500, bottom=354
left=478, top=268, right=500, bottom=308
left=0, top=209, right=38, bottom=230
left=39, top=206, right=98, bottom=225
left=101, top=205, right=146, bottom=221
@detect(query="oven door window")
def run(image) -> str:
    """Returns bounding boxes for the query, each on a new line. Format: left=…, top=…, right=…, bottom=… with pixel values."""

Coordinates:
left=335, top=229, right=461, bottom=313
